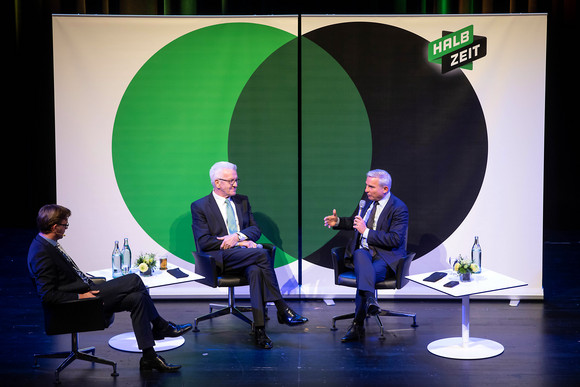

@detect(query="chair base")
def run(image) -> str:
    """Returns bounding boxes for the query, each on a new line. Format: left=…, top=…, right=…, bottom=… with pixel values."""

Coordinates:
left=33, top=333, right=118, bottom=384
left=331, top=309, right=418, bottom=340
left=209, top=303, right=268, bottom=320
left=193, top=304, right=254, bottom=332
left=193, top=287, right=254, bottom=332
left=210, top=302, right=252, bottom=314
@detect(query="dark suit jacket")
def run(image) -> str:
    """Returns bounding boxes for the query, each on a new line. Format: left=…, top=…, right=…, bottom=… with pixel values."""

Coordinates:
left=28, top=234, right=91, bottom=305
left=191, top=193, right=262, bottom=269
left=335, top=194, right=409, bottom=270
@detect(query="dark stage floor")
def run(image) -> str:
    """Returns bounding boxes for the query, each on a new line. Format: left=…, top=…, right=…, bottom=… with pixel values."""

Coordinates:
left=2, top=229, right=579, bottom=386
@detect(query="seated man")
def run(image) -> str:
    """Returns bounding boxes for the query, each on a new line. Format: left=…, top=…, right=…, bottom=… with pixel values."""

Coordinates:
left=323, top=169, right=409, bottom=342
left=191, top=161, right=307, bottom=349
left=28, top=204, right=192, bottom=372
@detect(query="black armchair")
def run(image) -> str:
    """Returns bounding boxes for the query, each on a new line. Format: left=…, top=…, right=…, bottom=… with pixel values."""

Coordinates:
left=33, top=294, right=118, bottom=384
left=192, top=244, right=276, bottom=332
left=330, top=247, right=418, bottom=340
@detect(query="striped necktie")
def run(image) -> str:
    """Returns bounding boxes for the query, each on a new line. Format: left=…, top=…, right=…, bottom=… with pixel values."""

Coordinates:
left=366, top=201, right=378, bottom=230
left=56, top=243, right=93, bottom=285
left=366, top=202, right=379, bottom=256
left=357, top=202, right=378, bottom=252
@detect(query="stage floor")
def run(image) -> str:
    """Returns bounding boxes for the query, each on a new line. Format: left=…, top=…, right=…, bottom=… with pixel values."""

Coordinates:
left=2, top=228, right=579, bottom=386
left=4, top=299, right=580, bottom=386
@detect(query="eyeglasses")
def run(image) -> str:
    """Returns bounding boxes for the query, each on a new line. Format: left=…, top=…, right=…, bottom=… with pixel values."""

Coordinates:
left=217, top=178, right=240, bottom=185
left=57, top=223, right=69, bottom=228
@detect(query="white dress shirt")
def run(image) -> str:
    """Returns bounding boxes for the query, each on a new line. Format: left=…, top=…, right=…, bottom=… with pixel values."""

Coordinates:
left=211, top=191, right=247, bottom=241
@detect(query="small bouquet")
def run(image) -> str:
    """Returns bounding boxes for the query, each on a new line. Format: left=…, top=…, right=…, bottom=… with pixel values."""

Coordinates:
left=453, top=254, right=479, bottom=274
left=136, top=252, right=157, bottom=276
left=451, top=254, right=479, bottom=282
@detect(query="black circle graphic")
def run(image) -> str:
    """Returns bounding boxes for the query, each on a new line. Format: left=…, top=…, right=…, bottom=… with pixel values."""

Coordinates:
left=303, top=22, right=488, bottom=266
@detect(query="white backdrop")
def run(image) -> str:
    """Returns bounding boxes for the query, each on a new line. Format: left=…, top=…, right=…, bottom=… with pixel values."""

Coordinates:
left=53, top=14, right=546, bottom=299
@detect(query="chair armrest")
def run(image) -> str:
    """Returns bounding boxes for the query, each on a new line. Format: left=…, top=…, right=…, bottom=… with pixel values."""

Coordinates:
left=331, top=246, right=348, bottom=285
left=394, top=252, right=416, bottom=289
left=89, top=276, right=107, bottom=285
left=192, top=251, right=218, bottom=288
left=43, top=297, right=107, bottom=335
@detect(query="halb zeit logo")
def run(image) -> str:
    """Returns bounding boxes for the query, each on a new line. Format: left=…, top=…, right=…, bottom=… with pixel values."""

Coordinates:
left=428, top=25, right=487, bottom=73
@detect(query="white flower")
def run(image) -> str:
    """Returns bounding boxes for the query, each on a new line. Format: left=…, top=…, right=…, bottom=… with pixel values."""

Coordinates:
left=138, top=262, right=149, bottom=273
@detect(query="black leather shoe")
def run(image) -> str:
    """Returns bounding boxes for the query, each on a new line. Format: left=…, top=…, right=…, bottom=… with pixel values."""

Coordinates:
left=366, top=297, right=381, bottom=316
left=255, top=327, right=273, bottom=349
left=277, top=307, right=308, bottom=326
left=341, top=322, right=365, bottom=342
left=153, top=321, right=193, bottom=340
left=139, top=355, right=181, bottom=372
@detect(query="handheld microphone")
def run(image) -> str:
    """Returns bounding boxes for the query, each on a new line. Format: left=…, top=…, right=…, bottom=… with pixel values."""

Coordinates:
left=358, top=200, right=366, bottom=217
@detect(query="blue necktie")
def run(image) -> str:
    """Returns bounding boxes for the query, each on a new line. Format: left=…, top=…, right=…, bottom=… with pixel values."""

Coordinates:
left=225, top=199, right=238, bottom=234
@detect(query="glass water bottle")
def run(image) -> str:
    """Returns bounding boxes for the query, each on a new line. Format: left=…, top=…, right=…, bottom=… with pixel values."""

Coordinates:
left=112, top=241, right=122, bottom=278
left=471, top=236, right=482, bottom=274
left=121, top=238, right=132, bottom=275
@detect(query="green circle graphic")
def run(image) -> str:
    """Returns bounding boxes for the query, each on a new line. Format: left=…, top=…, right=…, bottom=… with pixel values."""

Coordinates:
left=113, top=23, right=297, bottom=265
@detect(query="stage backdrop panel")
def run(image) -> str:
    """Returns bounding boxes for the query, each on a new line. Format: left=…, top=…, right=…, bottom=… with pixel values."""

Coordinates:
left=299, top=14, right=546, bottom=299
left=53, top=14, right=545, bottom=298
left=52, top=15, right=300, bottom=297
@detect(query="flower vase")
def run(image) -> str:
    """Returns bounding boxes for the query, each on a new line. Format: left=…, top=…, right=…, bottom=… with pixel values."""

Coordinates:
left=459, top=272, right=471, bottom=282
left=140, top=267, right=152, bottom=277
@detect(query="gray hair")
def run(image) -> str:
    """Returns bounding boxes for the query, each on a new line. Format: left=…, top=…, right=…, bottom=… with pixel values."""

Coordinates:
left=209, top=161, right=237, bottom=187
left=367, top=169, right=392, bottom=189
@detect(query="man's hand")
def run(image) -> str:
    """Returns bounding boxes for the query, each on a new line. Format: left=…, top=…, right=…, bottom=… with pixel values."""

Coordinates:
left=323, top=209, right=339, bottom=228
left=217, top=233, right=240, bottom=249
left=353, top=215, right=367, bottom=234
left=79, top=290, right=100, bottom=299
left=238, top=240, right=258, bottom=248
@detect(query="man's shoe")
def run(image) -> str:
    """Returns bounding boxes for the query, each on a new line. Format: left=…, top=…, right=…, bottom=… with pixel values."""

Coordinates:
left=277, top=307, right=308, bottom=326
left=139, top=355, right=181, bottom=372
left=255, top=327, right=273, bottom=349
left=366, top=297, right=381, bottom=316
left=341, top=322, right=365, bottom=342
left=153, top=321, right=193, bottom=340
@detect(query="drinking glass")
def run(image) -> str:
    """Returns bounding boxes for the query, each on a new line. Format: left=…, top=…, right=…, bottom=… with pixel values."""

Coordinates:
left=448, top=256, right=458, bottom=278
left=159, top=256, right=168, bottom=270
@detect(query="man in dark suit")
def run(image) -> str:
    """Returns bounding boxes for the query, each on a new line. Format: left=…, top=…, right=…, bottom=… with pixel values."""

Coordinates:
left=191, top=161, right=307, bottom=349
left=324, top=169, right=409, bottom=342
left=28, top=204, right=193, bottom=372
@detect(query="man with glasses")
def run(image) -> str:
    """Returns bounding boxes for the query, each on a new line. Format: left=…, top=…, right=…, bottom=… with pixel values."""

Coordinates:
left=28, top=204, right=193, bottom=372
left=191, top=161, right=307, bottom=349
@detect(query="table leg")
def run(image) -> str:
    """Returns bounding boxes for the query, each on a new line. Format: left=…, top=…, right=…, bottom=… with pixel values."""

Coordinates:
left=462, top=295, right=470, bottom=347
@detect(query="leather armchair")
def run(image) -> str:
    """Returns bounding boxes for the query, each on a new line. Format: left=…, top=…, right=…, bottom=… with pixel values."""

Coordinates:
left=33, top=287, right=118, bottom=383
left=330, top=247, right=418, bottom=340
left=192, top=244, right=276, bottom=331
